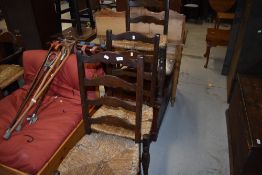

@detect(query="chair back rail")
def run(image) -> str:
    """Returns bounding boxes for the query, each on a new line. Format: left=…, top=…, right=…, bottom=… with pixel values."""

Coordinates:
left=77, top=51, right=144, bottom=142
left=126, top=0, right=169, bottom=35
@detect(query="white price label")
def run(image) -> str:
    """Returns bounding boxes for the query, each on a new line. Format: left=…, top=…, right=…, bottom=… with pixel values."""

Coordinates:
left=104, top=55, right=109, bottom=60
left=116, top=57, right=123, bottom=61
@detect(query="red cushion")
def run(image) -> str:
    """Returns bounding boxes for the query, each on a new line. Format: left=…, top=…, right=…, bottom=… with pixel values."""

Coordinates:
left=0, top=50, right=103, bottom=173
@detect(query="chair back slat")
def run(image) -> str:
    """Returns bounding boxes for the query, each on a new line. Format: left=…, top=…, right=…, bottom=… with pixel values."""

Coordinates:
left=126, top=0, right=169, bottom=35
left=130, top=16, right=165, bottom=26
left=110, top=31, right=156, bottom=44
left=112, top=69, right=152, bottom=81
left=92, top=115, right=135, bottom=130
left=85, top=75, right=136, bottom=92
left=82, top=51, right=138, bottom=68
left=87, top=96, right=136, bottom=112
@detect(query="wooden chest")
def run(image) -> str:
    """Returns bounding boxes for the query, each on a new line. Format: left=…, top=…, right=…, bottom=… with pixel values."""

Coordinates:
left=227, top=74, right=262, bottom=175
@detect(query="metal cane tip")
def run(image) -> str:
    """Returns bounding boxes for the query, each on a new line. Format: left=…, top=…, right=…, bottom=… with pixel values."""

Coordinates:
left=15, top=124, right=22, bottom=132
left=3, top=129, right=11, bottom=140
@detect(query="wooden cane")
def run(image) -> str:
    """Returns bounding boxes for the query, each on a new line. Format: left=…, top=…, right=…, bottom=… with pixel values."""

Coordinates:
left=5, top=45, right=56, bottom=132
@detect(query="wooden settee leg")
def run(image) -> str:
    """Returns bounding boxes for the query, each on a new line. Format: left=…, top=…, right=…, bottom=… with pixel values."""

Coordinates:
left=142, top=135, right=151, bottom=175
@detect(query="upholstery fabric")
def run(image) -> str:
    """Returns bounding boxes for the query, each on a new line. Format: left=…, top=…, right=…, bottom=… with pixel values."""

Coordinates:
left=91, top=104, right=153, bottom=140
left=0, top=50, right=103, bottom=174
left=58, top=133, right=139, bottom=175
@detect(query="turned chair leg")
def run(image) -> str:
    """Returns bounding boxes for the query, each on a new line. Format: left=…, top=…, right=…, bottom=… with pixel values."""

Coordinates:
left=142, top=135, right=151, bottom=175
left=204, top=44, right=211, bottom=68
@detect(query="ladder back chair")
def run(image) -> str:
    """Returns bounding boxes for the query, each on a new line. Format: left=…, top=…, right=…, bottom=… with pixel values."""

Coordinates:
left=125, top=0, right=170, bottom=103
left=78, top=51, right=145, bottom=141
left=57, top=51, right=153, bottom=174
left=106, top=30, right=160, bottom=107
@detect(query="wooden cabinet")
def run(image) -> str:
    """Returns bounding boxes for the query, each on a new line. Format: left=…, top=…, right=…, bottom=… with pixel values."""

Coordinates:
left=227, top=74, right=262, bottom=175
left=222, top=0, right=262, bottom=100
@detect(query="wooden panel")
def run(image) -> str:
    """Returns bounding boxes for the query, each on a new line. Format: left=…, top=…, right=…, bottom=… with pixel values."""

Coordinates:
left=0, top=0, right=57, bottom=49
left=225, top=0, right=253, bottom=101
left=227, top=75, right=262, bottom=175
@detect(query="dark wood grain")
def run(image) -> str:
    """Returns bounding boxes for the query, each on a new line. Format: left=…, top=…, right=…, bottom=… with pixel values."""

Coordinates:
left=87, top=96, right=136, bottom=112
left=82, top=51, right=138, bottom=68
left=85, top=75, right=136, bottom=92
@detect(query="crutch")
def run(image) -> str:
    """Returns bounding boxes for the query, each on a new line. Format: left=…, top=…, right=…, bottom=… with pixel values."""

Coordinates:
left=4, top=45, right=57, bottom=133
left=3, top=43, right=73, bottom=140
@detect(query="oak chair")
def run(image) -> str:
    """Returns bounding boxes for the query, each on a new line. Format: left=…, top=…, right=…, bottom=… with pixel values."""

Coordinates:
left=58, top=51, right=153, bottom=175
left=203, top=0, right=235, bottom=68
left=106, top=30, right=159, bottom=106
left=106, top=30, right=161, bottom=141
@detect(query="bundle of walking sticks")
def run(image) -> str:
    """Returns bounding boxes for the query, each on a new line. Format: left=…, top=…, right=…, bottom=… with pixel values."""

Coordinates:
left=3, top=39, right=75, bottom=140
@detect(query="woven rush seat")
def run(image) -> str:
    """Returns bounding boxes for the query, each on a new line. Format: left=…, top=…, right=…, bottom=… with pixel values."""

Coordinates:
left=112, top=35, right=167, bottom=51
left=91, top=104, right=153, bottom=140
left=0, top=64, right=23, bottom=90
left=58, top=133, right=139, bottom=175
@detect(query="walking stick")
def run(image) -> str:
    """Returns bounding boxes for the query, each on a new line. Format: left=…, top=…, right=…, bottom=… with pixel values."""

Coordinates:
left=27, top=84, right=51, bottom=125
left=5, top=45, right=56, bottom=132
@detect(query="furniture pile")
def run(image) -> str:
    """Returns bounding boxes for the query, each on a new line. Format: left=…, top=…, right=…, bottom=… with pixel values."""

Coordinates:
left=0, top=0, right=186, bottom=174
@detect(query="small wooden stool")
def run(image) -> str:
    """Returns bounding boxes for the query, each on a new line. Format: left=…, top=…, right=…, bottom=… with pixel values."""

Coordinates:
left=0, top=64, right=24, bottom=99
left=204, top=28, right=230, bottom=68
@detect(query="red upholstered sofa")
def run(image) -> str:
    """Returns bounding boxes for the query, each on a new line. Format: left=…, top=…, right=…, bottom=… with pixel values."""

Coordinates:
left=0, top=50, right=103, bottom=174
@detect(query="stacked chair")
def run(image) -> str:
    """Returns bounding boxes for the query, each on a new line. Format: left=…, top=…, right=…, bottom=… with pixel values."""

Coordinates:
left=58, top=51, right=153, bottom=175
left=58, top=0, right=186, bottom=173
left=106, top=0, right=185, bottom=139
